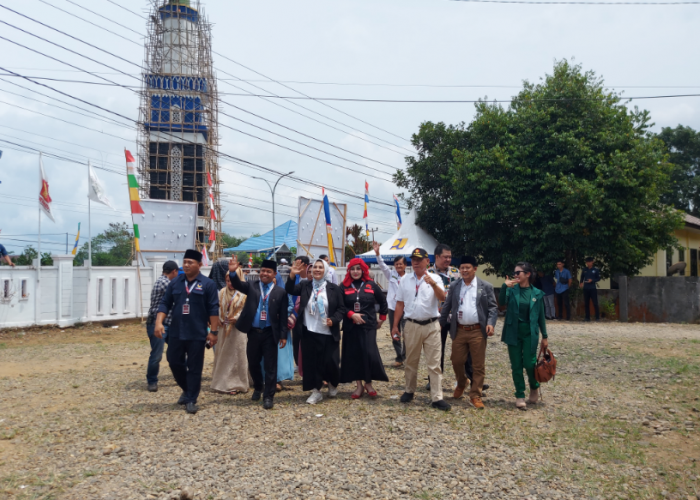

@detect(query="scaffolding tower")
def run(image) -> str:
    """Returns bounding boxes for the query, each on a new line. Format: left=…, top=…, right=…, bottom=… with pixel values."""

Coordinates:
left=137, top=0, right=222, bottom=258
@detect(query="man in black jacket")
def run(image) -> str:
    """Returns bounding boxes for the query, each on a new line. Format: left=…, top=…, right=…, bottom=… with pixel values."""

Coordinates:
left=228, top=256, right=288, bottom=409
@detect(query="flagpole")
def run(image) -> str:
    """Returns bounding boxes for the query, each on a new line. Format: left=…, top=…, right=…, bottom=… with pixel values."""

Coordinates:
left=36, top=152, right=42, bottom=326
left=88, top=161, right=92, bottom=282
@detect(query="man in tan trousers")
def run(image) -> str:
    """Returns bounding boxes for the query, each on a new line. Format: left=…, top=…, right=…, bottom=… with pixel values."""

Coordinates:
left=392, top=248, right=450, bottom=411
left=439, top=255, right=498, bottom=409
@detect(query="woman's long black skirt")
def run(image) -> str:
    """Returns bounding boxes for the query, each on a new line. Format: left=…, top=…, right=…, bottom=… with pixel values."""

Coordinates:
left=301, top=326, right=340, bottom=391
left=340, top=325, right=389, bottom=384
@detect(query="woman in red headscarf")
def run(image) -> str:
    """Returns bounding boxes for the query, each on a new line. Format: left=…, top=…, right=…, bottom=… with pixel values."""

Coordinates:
left=340, top=258, right=389, bottom=398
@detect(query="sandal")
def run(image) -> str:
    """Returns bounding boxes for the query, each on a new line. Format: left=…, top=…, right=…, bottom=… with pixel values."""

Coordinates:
left=364, top=384, right=378, bottom=398
left=351, top=387, right=364, bottom=400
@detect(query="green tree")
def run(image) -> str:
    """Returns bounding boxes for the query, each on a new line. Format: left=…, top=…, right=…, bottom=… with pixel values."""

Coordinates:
left=346, top=224, right=370, bottom=255
left=10, top=246, right=53, bottom=266
left=221, top=232, right=245, bottom=250
left=657, top=125, right=700, bottom=216
left=395, top=60, right=683, bottom=279
left=74, top=222, right=134, bottom=266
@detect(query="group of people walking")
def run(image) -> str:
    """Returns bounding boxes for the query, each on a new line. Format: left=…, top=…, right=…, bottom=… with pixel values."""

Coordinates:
left=144, top=244, right=554, bottom=414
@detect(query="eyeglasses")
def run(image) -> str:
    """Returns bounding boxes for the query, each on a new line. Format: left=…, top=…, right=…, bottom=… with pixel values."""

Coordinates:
left=512, top=271, right=523, bottom=276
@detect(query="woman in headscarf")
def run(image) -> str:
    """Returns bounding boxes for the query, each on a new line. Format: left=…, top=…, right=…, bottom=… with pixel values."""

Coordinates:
left=286, top=258, right=345, bottom=405
left=208, top=258, right=230, bottom=291
left=211, top=270, right=251, bottom=394
left=340, top=258, right=389, bottom=398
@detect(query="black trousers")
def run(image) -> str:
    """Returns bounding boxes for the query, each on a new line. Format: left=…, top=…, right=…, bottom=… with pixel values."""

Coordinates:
left=388, top=309, right=405, bottom=362
left=166, top=336, right=206, bottom=404
left=247, top=327, right=278, bottom=399
left=292, top=321, right=302, bottom=366
left=556, top=289, right=571, bottom=320
left=583, top=288, right=600, bottom=320
left=301, top=327, right=340, bottom=391
left=440, top=324, right=473, bottom=382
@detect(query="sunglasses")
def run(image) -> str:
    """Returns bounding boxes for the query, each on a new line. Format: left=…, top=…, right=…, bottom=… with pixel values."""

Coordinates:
left=512, top=270, right=524, bottom=276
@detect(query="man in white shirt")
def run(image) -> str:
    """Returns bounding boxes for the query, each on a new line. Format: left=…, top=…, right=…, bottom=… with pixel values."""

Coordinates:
left=319, top=255, right=338, bottom=285
left=392, top=248, right=450, bottom=411
left=439, top=256, right=498, bottom=409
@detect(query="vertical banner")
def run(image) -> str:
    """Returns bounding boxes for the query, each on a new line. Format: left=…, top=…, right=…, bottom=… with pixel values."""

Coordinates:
left=363, top=181, right=370, bottom=239
left=71, top=223, right=81, bottom=256
left=322, top=188, right=336, bottom=267
left=393, top=194, right=403, bottom=230
left=207, top=171, right=216, bottom=243
left=125, top=150, right=144, bottom=253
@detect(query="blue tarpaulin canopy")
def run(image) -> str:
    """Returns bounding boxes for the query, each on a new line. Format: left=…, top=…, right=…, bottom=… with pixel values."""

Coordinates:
left=224, top=220, right=298, bottom=253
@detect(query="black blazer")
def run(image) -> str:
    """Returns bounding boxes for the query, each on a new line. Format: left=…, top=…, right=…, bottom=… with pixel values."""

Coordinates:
left=285, top=278, right=345, bottom=341
left=230, top=272, right=288, bottom=342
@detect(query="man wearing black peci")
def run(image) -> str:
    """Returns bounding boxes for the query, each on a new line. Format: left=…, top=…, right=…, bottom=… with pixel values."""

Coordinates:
left=155, top=249, right=219, bottom=415
left=228, top=255, right=289, bottom=410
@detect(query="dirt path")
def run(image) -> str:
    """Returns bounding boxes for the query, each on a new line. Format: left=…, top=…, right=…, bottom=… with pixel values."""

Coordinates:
left=0, top=320, right=699, bottom=500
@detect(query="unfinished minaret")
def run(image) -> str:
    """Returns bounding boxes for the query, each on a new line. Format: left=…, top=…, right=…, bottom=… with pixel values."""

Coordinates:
left=138, top=0, right=221, bottom=254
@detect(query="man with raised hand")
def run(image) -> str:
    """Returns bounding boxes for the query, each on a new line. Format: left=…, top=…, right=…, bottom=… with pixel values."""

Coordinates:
left=155, top=249, right=219, bottom=415
left=228, top=255, right=289, bottom=410
left=392, top=248, right=450, bottom=411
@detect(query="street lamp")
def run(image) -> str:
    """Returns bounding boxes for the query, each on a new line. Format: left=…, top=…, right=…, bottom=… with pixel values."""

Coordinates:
left=253, top=171, right=294, bottom=261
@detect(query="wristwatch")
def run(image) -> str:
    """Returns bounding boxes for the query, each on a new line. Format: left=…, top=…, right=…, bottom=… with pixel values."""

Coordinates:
left=210, top=330, right=219, bottom=336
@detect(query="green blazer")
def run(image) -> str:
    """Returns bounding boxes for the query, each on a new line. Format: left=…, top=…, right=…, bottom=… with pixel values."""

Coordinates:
left=498, top=284, right=548, bottom=354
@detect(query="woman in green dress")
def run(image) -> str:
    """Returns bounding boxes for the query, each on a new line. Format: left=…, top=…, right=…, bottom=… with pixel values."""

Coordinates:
left=499, top=262, right=549, bottom=408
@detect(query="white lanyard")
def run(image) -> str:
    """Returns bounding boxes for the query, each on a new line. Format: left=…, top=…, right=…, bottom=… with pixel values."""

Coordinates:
left=414, top=276, right=424, bottom=297
left=184, top=280, right=198, bottom=303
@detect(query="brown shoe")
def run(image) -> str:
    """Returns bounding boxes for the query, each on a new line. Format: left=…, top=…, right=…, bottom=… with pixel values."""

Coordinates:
left=471, top=397, right=485, bottom=409
left=453, top=386, right=465, bottom=399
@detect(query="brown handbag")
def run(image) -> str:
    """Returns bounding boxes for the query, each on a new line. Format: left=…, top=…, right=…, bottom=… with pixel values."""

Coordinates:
left=534, top=347, right=557, bottom=383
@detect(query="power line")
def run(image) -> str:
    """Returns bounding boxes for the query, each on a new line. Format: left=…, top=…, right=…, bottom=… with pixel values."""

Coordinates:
left=451, top=0, right=700, bottom=4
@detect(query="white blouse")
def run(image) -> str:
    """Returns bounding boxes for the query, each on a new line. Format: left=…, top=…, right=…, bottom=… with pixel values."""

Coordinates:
left=304, top=287, right=331, bottom=335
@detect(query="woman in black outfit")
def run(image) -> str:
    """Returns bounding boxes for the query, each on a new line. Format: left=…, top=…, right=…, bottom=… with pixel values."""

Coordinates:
left=340, top=258, right=389, bottom=399
left=285, top=258, right=345, bottom=404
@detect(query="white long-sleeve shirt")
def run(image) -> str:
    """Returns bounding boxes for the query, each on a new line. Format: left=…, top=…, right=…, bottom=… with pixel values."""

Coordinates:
left=377, top=258, right=405, bottom=311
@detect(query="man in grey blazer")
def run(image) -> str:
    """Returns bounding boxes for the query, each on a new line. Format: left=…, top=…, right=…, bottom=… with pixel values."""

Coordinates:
left=439, top=255, right=498, bottom=409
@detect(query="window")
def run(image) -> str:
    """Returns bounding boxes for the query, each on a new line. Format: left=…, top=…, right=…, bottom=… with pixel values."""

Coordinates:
left=111, top=278, right=117, bottom=314
left=123, top=278, right=130, bottom=313
left=1, top=279, right=10, bottom=301
left=692, top=249, right=698, bottom=277
left=679, top=248, right=686, bottom=263
left=171, top=104, right=182, bottom=124
left=666, top=248, right=673, bottom=271
left=97, top=278, right=104, bottom=314
left=20, top=279, right=28, bottom=300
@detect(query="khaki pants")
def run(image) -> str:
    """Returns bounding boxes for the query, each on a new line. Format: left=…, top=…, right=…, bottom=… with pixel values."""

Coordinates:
left=404, top=320, right=443, bottom=402
left=451, top=328, right=486, bottom=399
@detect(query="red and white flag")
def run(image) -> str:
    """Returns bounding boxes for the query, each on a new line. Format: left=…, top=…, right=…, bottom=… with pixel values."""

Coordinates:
left=39, top=154, right=55, bottom=222
left=201, top=244, right=210, bottom=267
left=207, top=171, right=216, bottom=243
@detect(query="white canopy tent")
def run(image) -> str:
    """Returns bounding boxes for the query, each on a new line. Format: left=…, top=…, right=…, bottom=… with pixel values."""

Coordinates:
left=358, top=210, right=439, bottom=265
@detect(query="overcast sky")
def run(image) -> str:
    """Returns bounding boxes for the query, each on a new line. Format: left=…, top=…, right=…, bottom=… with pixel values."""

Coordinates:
left=0, top=0, right=698, bottom=255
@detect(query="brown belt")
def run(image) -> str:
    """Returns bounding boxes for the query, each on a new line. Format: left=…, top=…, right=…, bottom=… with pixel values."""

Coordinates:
left=458, top=324, right=480, bottom=331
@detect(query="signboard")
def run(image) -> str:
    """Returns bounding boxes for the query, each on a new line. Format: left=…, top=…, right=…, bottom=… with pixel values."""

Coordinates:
left=297, top=196, right=347, bottom=266
left=135, top=199, right=198, bottom=262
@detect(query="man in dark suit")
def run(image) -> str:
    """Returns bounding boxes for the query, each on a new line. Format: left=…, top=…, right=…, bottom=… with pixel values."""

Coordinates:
left=439, top=256, right=498, bottom=409
left=228, top=256, right=288, bottom=410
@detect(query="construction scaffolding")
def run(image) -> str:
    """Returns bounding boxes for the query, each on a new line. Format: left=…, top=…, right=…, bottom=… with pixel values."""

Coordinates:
left=137, top=0, right=222, bottom=258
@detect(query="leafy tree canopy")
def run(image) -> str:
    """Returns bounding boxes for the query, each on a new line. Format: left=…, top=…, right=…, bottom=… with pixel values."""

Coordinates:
left=657, top=125, right=700, bottom=216
left=395, top=60, right=683, bottom=279
left=74, top=222, right=134, bottom=266
left=7, top=246, right=53, bottom=266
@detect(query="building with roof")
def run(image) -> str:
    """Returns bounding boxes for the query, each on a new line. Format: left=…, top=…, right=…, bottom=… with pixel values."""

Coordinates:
left=224, top=221, right=298, bottom=257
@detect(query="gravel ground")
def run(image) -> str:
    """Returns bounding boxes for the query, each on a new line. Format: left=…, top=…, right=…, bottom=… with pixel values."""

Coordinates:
left=1, top=319, right=699, bottom=500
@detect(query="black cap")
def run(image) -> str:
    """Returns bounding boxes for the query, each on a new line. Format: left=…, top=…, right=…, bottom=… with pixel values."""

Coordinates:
left=411, top=248, right=429, bottom=260
left=261, top=259, right=278, bottom=272
left=162, top=260, right=179, bottom=273
left=460, top=255, right=477, bottom=266
left=585, top=256, right=594, bottom=262
left=183, top=249, right=202, bottom=262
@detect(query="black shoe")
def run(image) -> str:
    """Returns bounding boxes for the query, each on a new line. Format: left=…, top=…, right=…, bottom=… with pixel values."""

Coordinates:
left=425, top=381, right=431, bottom=391
left=400, top=392, right=414, bottom=403
left=431, top=400, right=451, bottom=411
left=263, top=398, right=274, bottom=410
left=482, top=384, right=490, bottom=392
left=185, top=402, right=198, bottom=414
left=177, top=392, right=187, bottom=405
left=251, top=390, right=262, bottom=401
left=147, top=383, right=158, bottom=393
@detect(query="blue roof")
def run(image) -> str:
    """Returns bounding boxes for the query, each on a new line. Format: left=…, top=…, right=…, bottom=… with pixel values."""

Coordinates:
left=225, top=220, right=298, bottom=253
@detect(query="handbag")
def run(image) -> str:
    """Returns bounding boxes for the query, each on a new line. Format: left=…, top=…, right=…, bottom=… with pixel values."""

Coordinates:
left=534, top=347, right=557, bottom=383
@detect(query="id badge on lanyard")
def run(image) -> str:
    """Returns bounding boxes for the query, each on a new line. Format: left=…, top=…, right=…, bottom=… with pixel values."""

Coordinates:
left=353, top=281, right=364, bottom=313
left=259, top=282, right=274, bottom=322
left=183, top=280, right=198, bottom=315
